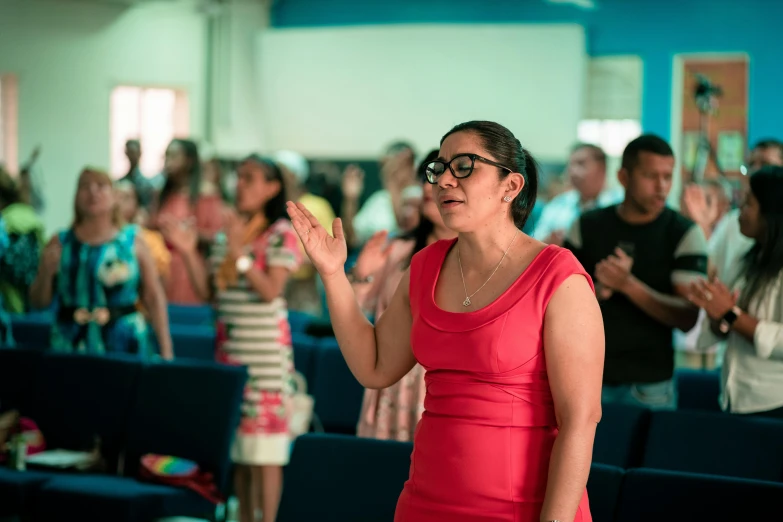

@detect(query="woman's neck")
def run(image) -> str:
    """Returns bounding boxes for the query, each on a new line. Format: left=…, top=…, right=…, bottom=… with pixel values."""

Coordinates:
left=456, top=222, right=521, bottom=270
left=74, top=216, right=117, bottom=244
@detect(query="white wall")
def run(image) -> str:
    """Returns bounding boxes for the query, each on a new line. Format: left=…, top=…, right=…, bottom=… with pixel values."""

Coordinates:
left=258, top=24, right=585, bottom=162
left=0, top=0, right=208, bottom=232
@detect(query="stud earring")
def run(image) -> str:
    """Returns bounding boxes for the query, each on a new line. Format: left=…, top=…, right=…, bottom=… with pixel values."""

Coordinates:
left=503, top=196, right=512, bottom=202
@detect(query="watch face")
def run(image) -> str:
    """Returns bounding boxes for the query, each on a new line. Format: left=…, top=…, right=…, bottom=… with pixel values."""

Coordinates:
left=236, top=256, right=252, bottom=273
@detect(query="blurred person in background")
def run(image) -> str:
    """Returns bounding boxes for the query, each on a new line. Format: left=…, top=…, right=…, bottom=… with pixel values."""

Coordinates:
left=162, top=155, right=300, bottom=522
left=690, top=166, right=783, bottom=419
left=709, top=139, right=783, bottom=281
left=351, top=149, right=456, bottom=441
left=0, top=168, right=45, bottom=314
left=154, top=139, right=223, bottom=304
left=29, top=168, right=172, bottom=359
left=534, top=143, right=622, bottom=246
left=115, top=180, right=171, bottom=283
left=341, top=141, right=418, bottom=248
left=675, top=177, right=735, bottom=369
left=118, top=139, right=158, bottom=210
left=275, top=150, right=335, bottom=316
left=566, top=135, right=707, bottom=408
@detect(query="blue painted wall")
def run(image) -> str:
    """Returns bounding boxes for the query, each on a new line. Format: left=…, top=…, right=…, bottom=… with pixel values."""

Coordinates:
left=272, top=0, right=783, bottom=145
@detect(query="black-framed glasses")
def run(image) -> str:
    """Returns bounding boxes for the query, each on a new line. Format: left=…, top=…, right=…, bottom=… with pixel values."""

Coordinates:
left=424, top=153, right=513, bottom=184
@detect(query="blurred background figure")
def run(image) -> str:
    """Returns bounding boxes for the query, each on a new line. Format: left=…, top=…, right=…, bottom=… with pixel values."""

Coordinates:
left=117, top=139, right=158, bottom=210
left=533, top=143, right=622, bottom=245
left=275, top=149, right=335, bottom=317
left=29, top=168, right=172, bottom=359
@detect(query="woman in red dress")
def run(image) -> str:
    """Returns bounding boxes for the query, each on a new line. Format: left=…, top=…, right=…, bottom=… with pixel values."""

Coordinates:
left=288, top=121, right=604, bottom=522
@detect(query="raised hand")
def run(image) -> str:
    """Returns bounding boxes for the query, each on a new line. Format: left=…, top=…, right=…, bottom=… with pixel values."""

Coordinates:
left=353, top=231, right=392, bottom=280
left=342, top=165, right=364, bottom=201
left=286, top=201, right=347, bottom=279
left=222, top=208, right=248, bottom=259
left=159, top=215, right=198, bottom=254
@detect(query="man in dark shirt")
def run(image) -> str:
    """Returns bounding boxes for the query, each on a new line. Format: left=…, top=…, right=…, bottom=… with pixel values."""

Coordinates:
left=565, top=135, right=708, bottom=408
left=118, top=139, right=157, bottom=210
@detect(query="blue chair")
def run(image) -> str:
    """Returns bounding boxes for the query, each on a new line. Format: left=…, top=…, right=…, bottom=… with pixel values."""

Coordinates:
left=0, top=349, right=45, bottom=518
left=278, top=433, right=411, bottom=522
left=586, top=463, right=624, bottom=522
left=288, top=309, right=315, bottom=334
left=168, top=304, right=214, bottom=326
left=8, top=313, right=51, bottom=349
left=675, top=369, right=721, bottom=412
left=642, top=410, right=783, bottom=482
left=33, top=360, right=248, bottom=522
left=292, top=332, right=319, bottom=388
left=27, top=353, right=142, bottom=473
left=170, top=323, right=216, bottom=361
left=593, top=403, right=650, bottom=468
left=0, top=347, right=42, bottom=414
left=615, top=468, right=783, bottom=521
left=311, top=338, right=364, bottom=434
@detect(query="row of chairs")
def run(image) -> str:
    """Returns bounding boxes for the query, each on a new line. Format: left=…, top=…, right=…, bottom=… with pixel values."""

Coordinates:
left=0, top=348, right=247, bottom=522
left=279, top=433, right=783, bottom=522
left=594, top=403, right=783, bottom=482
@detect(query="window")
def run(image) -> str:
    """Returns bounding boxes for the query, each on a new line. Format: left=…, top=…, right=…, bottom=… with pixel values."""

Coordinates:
left=109, top=86, right=189, bottom=179
left=0, top=74, right=19, bottom=173
left=577, top=119, right=642, bottom=157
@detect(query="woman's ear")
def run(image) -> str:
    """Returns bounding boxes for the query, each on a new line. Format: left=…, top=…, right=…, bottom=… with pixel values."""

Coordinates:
left=505, top=172, right=526, bottom=199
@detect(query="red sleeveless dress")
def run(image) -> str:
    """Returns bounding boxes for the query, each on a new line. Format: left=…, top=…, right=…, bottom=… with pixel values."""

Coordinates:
left=395, top=239, right=594, bottom=522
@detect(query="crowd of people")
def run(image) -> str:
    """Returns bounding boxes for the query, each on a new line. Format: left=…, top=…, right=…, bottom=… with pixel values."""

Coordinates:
left=0, top=127, right=782, bottom=521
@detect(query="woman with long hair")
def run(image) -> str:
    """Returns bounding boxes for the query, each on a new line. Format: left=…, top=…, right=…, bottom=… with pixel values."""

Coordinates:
left=29, top=168, right=172, bottom=359
left=162, top=155, right=300, bottom=522
left=690, top=166, right=783, bottom=419
left=154, top=139, right=224, bottom=304
left=352, top=150, right=457, bottom=441
left=288, top=121, right=603, bottom=521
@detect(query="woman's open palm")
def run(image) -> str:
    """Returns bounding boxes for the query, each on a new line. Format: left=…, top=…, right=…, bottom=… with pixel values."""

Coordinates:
left=287, top=201, right=347, bottom=278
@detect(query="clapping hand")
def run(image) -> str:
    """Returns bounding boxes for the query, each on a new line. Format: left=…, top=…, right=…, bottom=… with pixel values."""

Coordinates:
left=595, top=247, right=634, bottom=293
left=159, top=215, right=198, bottom=254
left=286, top=201, right=347, bottom=280
left=41, top=237, right=62, bottom=277
left=687, top=277, right=739, bottom=320
left=353, top=231, right=392, bottom=280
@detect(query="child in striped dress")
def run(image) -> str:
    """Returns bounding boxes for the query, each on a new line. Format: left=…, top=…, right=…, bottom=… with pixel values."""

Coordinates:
left=162, top=155, right=300, bottom=522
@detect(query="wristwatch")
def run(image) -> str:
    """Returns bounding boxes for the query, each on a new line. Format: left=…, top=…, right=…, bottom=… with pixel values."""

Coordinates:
left=235, top=254, right=254, bottom=275
left=719, top=306, right=742, bottom=333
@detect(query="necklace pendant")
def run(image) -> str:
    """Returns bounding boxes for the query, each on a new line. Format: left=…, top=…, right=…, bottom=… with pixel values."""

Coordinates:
left=462, top=297, right=472, bottom=307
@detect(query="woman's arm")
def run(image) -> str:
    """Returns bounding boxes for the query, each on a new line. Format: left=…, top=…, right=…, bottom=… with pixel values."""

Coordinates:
left=179, top=247, right=212, bottom=302
left=136, top=237, right=173, bottom=360
left=29, top=235, right=61, bottom=309
left=244, top=265, right=290, bottom=302
left=323, top=269, right=417, bottom=389
left=540, top=274, right=605, bottom=522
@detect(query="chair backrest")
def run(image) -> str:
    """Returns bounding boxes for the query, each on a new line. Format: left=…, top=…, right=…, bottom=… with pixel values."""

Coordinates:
left=311, top=338, right=364, bottom=434
left=27, top=353, right=142, bottom=473
left=167, top=304, right=214, bottom=326
left=586, top=463, right=624, bottom=522
left=675, top=369, right=721, bottom=412
left=593, top=402, right=650, bottom=468
left=278, top=433, right=412, bottom=522
left=125, top=360, right=247, bottom=494
left=8, top=314, right=51, bottom=350
left=291, top=333, right=319, bottom=390
left=642, top=410, right=783, bottom=482
left=170, top=324, right=216, bottom=361
left=615, top=468, right=783, bottom=522
left=0, top=347, right=43, bottom=414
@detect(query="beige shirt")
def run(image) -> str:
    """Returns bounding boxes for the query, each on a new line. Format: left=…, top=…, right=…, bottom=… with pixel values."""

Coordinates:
left=698, top=267, right=783, bottom=414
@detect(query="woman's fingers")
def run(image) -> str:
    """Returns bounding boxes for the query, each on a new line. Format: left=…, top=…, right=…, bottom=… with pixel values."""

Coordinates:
left=295, top=201, right=322, bottom=229
left=332, top=218, right=345, bottom=242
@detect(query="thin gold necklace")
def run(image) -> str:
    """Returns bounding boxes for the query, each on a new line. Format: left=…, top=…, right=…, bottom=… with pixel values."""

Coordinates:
left=457, top=231, right=519, bottom=307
